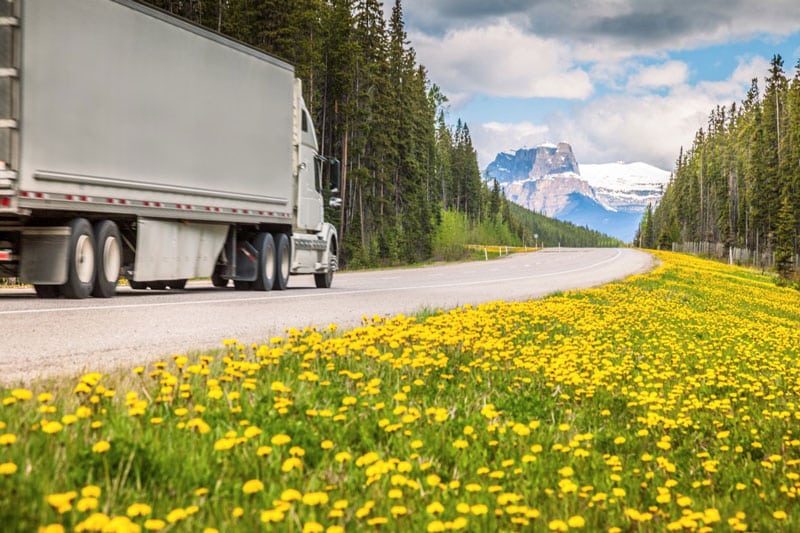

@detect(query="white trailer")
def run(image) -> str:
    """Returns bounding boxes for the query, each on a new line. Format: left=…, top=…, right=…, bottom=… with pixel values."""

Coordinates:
left=0, top=0, right=339, bottom=298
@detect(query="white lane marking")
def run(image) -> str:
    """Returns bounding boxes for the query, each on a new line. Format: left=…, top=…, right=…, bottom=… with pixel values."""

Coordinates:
left=1, top=250, right=626, bottom=316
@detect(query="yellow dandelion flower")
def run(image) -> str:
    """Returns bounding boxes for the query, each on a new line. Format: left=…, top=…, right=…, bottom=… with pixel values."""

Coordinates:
left=282, top=457, right=303, bottom=473
left=677, top=496, right=693, bottom=507
left=258, top=508, right=285, bottom=523
left=41, top=421, right=63, bottom=434
left=166, top=508, right=188, bottom=523
left=558, top=466, right=574, bottom=477
left=427, top=520, right=446, bottom=533
left=471, top=504, right=489, bottom=515
left=243, top=426, right=262, bottom=439
left=144, top=519, right=166, bottom=531
left=242, top=479, right=264, bottom=494
left=92, top=440, right=111, bottom=454
left=11, top=389, right=33, bottom=401
left=271, top=433, right=292, bottom=445
left=126, top=503, right=152, bottom=517
left=427, top=501, right=445, bottom=515
left=303, top=522, right=324, bottom=533
left=426, top=474, right=441, bottom=486
left=391, top=505, right=408, bottom=517
left=257, top=445, right=272, bottom=456
left=568, top=515, right=585, bottom=528
left=0, top=462, right=18, bottom=475
left=335, top=451, right=352, bottom=463
left=76, top=497, right=99, bottom=512
left=302, top=492, right=330, bottom=505
left=76, top=513, right=110, bottom=531
left=281, top=488, right=303, bottom=501
left=81, top=485, right=101, bottom=498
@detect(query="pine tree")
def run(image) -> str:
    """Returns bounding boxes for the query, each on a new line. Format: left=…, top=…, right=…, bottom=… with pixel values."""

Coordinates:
left=775, top=193, right=796, bottom=278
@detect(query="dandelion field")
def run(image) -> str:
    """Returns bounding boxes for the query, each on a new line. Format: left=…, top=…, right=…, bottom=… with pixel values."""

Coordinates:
left=2, top=251, right=800, bottom=532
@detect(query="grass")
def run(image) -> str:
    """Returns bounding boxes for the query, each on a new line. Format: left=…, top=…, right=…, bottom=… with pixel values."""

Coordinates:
left=1, top=251, right=800, bottom=532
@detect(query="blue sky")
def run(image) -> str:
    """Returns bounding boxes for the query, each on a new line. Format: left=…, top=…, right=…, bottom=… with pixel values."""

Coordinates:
left=393, top=0, right=800, bottom=171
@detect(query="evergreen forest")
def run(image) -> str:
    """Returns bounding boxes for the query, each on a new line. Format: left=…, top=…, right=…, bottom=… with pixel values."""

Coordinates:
left=638, top=55, right=800, bottom=277
left=139, top=0, right=618, bottom=267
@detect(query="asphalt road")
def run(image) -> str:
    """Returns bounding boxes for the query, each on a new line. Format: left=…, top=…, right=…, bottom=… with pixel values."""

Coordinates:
left=0, top=247, right=653, bottom=385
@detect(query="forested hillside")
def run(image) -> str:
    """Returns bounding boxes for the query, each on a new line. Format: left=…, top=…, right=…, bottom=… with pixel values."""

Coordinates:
left=140, top=0, right=617, bottom=266
left=638, top=55, right=800, bottom=277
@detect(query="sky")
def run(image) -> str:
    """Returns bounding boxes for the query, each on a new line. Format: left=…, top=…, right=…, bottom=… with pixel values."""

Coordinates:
left=390, top=0, right=800, bottom=172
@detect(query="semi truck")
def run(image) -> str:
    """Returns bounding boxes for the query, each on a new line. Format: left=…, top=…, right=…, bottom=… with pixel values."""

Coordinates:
left=0, top=0, right=339, bottom=298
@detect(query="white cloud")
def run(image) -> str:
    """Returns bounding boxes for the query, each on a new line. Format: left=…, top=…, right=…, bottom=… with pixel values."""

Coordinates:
left=627, top=61, right=689, bottom=91
left=411, top=22, right=593, bottom=100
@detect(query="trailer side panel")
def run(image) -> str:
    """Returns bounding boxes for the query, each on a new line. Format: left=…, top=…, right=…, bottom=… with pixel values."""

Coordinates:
left=18, top=0, right=295, bottom=214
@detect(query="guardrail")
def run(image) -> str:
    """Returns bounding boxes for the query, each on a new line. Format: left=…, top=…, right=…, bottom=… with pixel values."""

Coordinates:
left=465, top=244, right=540, bottom=260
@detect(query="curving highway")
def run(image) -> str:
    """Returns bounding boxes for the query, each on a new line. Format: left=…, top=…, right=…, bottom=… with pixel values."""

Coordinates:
left=0, top=247, right=653, bottom=385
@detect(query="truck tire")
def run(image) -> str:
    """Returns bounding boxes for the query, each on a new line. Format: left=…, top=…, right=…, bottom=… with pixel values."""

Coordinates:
left=273, top=233, right=290, bottom=291
left=211, top=270, right=229, bottom=287
left=61, top=218, right=96, bottom=299
left=314, top=238, right=336, bottom=289
left=253, top=232, right=276, bottom=291
left=92, top=220, right=121, bottom=298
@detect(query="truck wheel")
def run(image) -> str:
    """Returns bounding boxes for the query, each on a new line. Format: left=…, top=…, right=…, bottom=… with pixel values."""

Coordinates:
left=211, top=270, right=229, bottom=287
left=314, top=238, right=336, bottom=289
left=273, top=233, right=290, bottom=291
left=34, top=285, right=60, bottom=298
left=61, top=218, right=96, bottom=299
left=169, top=279, right=187, bottom=290
left=92, top=220, right=121, bottom=298
left=253, top=232, right=275, bottom=291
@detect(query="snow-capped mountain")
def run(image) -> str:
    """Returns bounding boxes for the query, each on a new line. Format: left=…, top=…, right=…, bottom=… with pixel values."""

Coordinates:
left=580, top=162, right=671, bottom=213
left=483, top=144, right=671, bottom=242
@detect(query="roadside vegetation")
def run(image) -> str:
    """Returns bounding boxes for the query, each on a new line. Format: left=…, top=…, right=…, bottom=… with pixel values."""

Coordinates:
left=2, top=251, right=799, bottom=532
left=430, top=209, right=620, bottom=264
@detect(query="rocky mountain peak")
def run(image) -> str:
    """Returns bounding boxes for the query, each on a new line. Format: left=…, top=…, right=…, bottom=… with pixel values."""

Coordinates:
left=484, top=142, right=580, bottom=184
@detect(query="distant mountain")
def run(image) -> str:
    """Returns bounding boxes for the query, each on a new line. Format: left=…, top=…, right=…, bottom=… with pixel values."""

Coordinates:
left=483, top=143, right=671, bottom=242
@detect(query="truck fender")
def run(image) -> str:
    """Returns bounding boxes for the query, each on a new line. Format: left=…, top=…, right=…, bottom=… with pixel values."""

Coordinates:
left=320, top=223, right=338, bottom=272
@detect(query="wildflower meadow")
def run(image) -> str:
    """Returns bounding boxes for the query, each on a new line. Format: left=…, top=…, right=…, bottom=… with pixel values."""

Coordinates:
left=2, top=251, right=800, bottom=532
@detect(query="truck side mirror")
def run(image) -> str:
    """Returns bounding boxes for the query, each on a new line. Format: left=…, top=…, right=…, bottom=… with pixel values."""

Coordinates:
left=329, top=158, right=341, bottom=194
